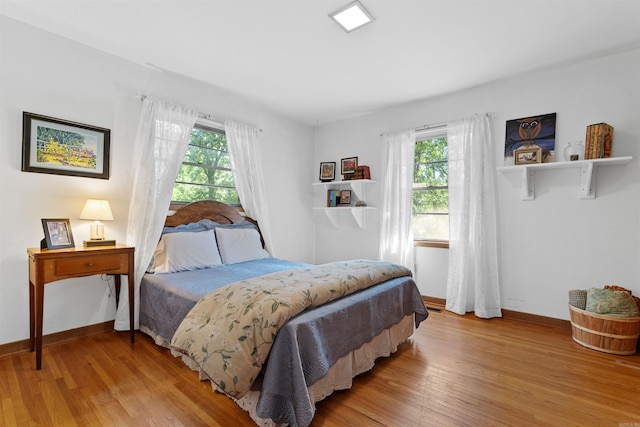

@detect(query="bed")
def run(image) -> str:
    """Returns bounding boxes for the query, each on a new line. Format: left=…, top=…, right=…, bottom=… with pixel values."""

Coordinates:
left=139, top=201, right=429, bottom=427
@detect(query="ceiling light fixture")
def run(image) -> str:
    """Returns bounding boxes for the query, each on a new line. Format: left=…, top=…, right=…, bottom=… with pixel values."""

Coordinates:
left=329, top=1, right=375, bottom=33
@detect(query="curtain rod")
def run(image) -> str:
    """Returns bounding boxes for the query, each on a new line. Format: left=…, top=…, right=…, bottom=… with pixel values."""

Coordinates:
left=380, top=113, right=494, bottom=137
left=136, top=92, right=262, bottom=132
left=415, top=122, right=447, bottom=132
left=379, top=122, right=445, bottom=137
left=136, top=93, right=225, bottom=124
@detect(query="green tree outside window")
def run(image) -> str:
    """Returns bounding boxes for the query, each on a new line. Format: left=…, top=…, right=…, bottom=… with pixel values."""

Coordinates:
left=172, top=126, right=239, bottom=205
left=413, top=136, right=448, bottom=241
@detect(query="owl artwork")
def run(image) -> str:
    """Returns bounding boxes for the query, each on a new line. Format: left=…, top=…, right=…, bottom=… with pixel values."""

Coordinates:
left=504, top=112, right=557, bottom=164
left=518, top=117, right=542, bottom=146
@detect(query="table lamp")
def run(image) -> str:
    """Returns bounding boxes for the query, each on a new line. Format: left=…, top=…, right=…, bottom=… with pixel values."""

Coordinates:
left=79, top=198, right=115, bottom=246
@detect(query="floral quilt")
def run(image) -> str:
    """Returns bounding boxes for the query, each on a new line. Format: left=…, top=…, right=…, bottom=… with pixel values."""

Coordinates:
left=170, top=259, right=411, bottom=398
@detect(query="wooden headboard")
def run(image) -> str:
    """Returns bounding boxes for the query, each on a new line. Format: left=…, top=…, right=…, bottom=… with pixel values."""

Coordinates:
left=164, top=201, right=264, bottom=247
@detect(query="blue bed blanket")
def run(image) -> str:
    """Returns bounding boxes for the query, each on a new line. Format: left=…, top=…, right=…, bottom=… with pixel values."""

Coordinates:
left=140, top=258, right=309, bottom=342
left=139, top=258, right=428, bottom=427
left=255, top=275, right=427, bottom=427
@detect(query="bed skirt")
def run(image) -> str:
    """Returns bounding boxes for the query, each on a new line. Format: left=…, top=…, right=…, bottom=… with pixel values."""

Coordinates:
left=169, top=314, right=416, bottom=427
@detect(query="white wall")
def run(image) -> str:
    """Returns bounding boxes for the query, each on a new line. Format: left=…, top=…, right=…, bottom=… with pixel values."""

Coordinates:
left=0, top=17, right=315, bottom=345
left=2, top=18, right=637, bottom=349
left=313, top=49, right=640, bottom=320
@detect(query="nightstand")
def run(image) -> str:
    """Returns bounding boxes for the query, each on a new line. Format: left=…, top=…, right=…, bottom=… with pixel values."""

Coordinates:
left=27, top=245, right=135, bottom=370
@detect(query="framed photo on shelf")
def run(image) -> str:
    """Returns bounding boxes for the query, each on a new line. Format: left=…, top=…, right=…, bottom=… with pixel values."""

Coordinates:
left=338, top=190, right=352, bottom=206
left=22, top=112, right=111, bottom=180
left=341, top=156, right=358, bottom=175
left=319, top=162, right=336, bottom=182
left=514, top=146, right=542, bottom=165
left=41, top=218, right=75, bottom=250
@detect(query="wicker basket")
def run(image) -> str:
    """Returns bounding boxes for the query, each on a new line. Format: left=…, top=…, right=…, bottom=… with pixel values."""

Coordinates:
left=568, top=304, right=640, bottom=355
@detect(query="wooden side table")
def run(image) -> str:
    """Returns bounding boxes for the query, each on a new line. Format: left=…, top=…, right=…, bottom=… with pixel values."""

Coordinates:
left=27, top=245, right=135, bottom=370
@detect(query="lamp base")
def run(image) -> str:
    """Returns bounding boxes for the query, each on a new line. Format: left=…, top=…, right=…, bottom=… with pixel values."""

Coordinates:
left=83, top=239, right=116, bottom=247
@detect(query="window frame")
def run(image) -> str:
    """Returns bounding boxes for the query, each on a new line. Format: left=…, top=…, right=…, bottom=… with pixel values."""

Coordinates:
left=413, top=126, right=449, bottom=248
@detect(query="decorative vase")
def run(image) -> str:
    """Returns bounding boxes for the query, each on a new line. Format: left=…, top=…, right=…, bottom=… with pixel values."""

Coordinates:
left=564, top=141, right=585, bottom=161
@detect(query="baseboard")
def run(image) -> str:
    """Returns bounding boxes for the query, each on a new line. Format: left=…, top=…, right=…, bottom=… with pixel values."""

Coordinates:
left=423, top=296, right=446, bottom=311
left=422, top=295, right=445, bottom=306
left=422, top=296, right=571, bottom=330
left=1, top=300, right=571, bottom=359
left=0, top=321, right=115, bottom=359
left=501, top=309, right=571, bottom=330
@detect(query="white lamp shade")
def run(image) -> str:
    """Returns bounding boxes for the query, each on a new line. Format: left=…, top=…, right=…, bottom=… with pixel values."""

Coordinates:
left=79, top=199, right=114, bottom=221
left=80, top=199, right=113, bottom=240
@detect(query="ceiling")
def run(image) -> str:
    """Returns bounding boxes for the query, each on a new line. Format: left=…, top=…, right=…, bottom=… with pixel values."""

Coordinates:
left=1, top=0, right=639, bottom=126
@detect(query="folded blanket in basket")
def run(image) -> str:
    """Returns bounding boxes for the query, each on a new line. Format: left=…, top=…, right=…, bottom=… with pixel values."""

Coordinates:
left=585, top=287, right=640, bottom=318
left=605, top=285, right=640, bottom=312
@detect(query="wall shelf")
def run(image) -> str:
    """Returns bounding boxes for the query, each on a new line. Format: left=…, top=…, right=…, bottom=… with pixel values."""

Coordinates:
left=312, top=179, right=376, bottom=228
left=312, top=179, right=376, bottom=201
left=497, top=156, right=632, bottom=200
left=312, top=207, right=376, bottom=228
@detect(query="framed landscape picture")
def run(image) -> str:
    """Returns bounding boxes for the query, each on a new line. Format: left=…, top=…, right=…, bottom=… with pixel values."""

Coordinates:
left=22, top=112, right=111, bottom=179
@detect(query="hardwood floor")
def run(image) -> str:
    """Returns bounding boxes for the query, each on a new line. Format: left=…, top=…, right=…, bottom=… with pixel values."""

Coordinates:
left=1, top=310, right=639, bottom=426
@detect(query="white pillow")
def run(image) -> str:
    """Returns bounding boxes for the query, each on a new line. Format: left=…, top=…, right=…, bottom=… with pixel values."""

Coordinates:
left=215, top=227, right=270, bottom=264
left=152, top=230, right=222, bottom=274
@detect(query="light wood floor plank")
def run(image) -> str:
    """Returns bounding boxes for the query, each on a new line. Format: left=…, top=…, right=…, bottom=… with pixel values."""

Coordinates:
left=1, top=310, right=639, bottom=426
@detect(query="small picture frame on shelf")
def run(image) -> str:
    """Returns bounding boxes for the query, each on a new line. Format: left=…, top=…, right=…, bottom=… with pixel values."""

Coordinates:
left=514, top=146, right=542, bottom=165
left=319, top=162, right=336, bottom=182
left=341, top=157, right=358, bottom=175
left=338, top=190, right=351, bottom=206
left=41, top=218, right=75, bottom=250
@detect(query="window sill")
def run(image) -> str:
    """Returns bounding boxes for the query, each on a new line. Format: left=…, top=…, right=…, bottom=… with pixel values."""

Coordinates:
left=414, top=240, right=449, bottom=249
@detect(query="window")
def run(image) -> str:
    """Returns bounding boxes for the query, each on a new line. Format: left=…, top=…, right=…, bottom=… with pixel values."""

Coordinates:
left=413, top=129, right=448, bottom=243
left=172, top=123, right=240, bottom=205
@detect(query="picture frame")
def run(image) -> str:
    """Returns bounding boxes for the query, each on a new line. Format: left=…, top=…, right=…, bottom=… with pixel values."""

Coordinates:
left=504, top=112, right=556, bottom=164
left=514, top=146, right=543, bottom=165
left=341, top=156, right=358, bottom=175
left=338, top=190, right=351, bottom=206
left=41, top=218, right=75, bottom=250
left=319, top=162, right=336, bottom=182
left=22, top=112, right=111, bottom=180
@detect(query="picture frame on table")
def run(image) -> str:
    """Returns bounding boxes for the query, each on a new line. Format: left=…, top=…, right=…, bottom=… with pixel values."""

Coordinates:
left=41, top=218, right=75, bottom=250
left=319, top=162, right=336, bottom=182
left=514, top=146, right=542, bottom=165
left=341, top=156, right=358, bottom=175
left=22, top=112, right=111, bottom=180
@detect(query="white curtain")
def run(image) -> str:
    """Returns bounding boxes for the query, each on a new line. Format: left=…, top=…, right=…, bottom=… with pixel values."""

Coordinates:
left=225, top=119, right=274, bottom=256
left=115, top=96, right=198, bottom=330
left=445, top=115, right=501, bottom=318
left=378, top=129, right=416, bottom=270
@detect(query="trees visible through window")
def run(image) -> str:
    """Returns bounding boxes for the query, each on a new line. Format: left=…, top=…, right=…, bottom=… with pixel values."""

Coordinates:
left=413, top=133, right=448, bottom=242
left=172, top=124, right=240, bottom=205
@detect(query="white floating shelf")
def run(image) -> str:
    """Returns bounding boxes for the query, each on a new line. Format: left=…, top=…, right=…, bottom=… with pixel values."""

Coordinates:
left=497, top=156, right=632, bottom=200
